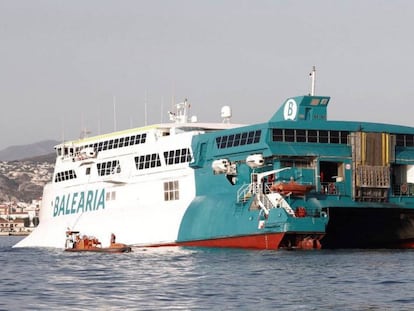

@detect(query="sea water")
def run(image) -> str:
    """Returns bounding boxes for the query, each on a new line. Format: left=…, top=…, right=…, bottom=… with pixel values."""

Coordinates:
left=1, top=236, right=413, bottom=311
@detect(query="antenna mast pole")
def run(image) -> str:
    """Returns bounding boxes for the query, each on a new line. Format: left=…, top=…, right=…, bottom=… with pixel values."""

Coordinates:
left=113, top=95, right=117, bottom=131
left=310, top=66, right=316, bottom=96
left=144, top=90, right=148, bottom=126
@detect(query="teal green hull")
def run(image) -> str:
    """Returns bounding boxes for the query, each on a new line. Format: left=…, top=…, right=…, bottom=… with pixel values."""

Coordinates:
left=177, top=193, right=327, bottom=249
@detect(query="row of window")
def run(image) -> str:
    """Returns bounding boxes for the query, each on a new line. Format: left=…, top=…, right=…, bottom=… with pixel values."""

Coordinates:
left=97, top=160, right=121, bottom=176
left=135, top=153, right=162, bottom=170
left=57, top=133, right=147, bottom=157
left=216, top=130, right=262, bottom=149
left=56, top=148, right=192, bottom=182
left=57, top=130, right=414, bottom=160
left=272, top=129, right=349, bottom=144
left=164, top=148, right=192, bottom=165
left=395, top=134, right=414, bottom=147
left=55, top=170, right=77, bottom=182
left=135, top=148, right=192, bottom=170
left=97, top=134, right=147, bottom=152
left=272, top=130, right=414, bottom=147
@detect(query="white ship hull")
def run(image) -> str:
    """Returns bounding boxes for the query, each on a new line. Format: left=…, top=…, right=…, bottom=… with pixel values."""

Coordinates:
left=16, top=168, right=196, bottom=248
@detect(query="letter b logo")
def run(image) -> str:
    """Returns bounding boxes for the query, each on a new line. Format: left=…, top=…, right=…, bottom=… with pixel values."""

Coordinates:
left=283, top=99, right=297, bottom=121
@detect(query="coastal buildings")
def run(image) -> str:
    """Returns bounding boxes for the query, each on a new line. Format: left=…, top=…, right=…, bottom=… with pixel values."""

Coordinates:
left=0, top=200, right=41, bottom=235
left=0, top=159, right=53, bottom=234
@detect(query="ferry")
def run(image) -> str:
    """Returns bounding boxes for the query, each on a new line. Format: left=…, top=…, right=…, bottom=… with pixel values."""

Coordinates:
left=15, top=96, right=327, bottom=250
left=15, top=70, right=414, bottom=249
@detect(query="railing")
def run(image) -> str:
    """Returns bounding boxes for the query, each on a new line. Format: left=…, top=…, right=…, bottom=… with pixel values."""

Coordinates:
left=236, top=184, right=252, bottom=203
left=236, top=182, right=327, bottom=218
left=320, top=182, right=345, bottom=195
left=391, top=183, right=414, bottom=196
left=306, top=208, right=324, bottom=218
left=257, top=192, right=274, bottom=211
left=356, top=165, right=390, bottom=188
left=237, top=182, right=271, bottom=203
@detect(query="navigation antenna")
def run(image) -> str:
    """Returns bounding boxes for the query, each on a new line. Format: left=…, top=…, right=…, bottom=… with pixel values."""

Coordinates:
left=169, top=98, right=190, bottom=123
left=309, top=66, right=316, bottom=96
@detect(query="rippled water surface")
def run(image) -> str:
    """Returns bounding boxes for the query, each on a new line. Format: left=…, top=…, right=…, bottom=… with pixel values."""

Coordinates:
left=1, top=236, right=414, bottom=310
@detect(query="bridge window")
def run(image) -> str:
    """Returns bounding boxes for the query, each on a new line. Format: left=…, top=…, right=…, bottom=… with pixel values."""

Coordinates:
left=271, top=129, right=349, bottom=145
left=234, top=133, right=241, bottom=146
left=285, top=129, right=295, bottom=142
left=395, top=134, right=414, bottom=147
left=308, top=130, right=318, bottom=142
left=296, top=130, right=307, bottom=142
left=405, top=137, right=412, bottom=147
left=272, top=129, right=283, bottom=142
left=319, top=130, right=328, bottom=143
left=216, top=130, right=262, bottom=149
left=330, top=131, right=339, bottom=144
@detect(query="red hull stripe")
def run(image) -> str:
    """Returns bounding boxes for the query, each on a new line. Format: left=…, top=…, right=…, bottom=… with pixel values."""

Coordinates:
left=144, top=233, right=285, bottom=250
left=396, top=239, right=414, bottom=248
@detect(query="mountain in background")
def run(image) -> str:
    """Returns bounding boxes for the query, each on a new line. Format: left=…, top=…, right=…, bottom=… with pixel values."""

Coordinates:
left=0, top=140, right=57, bottom=203
left=0, top=140, right=59, bottom=161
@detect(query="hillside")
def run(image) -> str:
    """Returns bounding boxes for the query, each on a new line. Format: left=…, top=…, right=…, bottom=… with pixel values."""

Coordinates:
left=0, top=159, right=54, bottom=203
left=0, top=141, right=56, bottom=203
left=0, top=140, right=59, bottom=161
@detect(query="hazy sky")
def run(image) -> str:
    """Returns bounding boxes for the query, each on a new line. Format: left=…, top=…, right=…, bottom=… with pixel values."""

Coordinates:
left=1, top=0, right=414, bottom=150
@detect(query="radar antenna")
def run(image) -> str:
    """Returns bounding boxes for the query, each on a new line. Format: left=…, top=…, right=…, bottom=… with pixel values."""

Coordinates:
left=221, top=106, right=232, bottom=123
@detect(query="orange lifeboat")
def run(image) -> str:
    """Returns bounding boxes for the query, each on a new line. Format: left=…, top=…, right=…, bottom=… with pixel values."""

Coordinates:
left=64, top=231, right=131, bottom=253
left=295, top=207, right=307, bottom=217
left=270, top=180, right=314, bottom=196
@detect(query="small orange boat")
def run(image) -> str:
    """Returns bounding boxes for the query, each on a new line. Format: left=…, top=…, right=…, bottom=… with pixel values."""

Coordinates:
left=65, top=231, right=131, bottom=253
left=270, top=181, right=314, bottom=196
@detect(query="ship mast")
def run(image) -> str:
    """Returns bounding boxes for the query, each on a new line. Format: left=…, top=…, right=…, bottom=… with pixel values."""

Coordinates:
left=169, top=98, right=191, bottom=123
left=310, top=66, right=316, bottom=96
